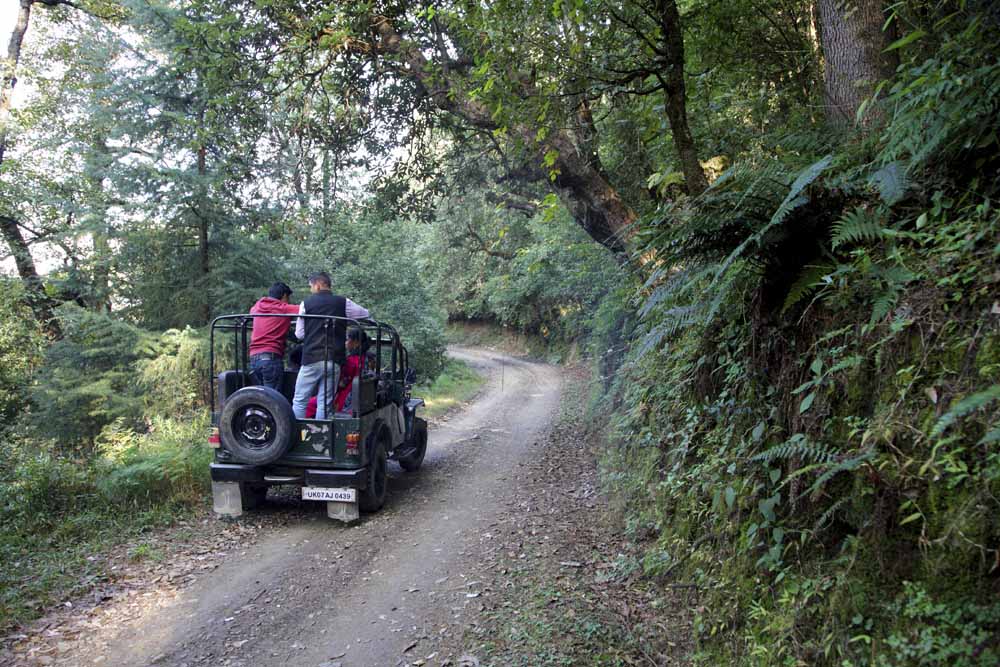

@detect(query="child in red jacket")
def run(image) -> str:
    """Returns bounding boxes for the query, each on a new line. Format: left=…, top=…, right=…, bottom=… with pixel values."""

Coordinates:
left=304, top=328, right=365, bottom=417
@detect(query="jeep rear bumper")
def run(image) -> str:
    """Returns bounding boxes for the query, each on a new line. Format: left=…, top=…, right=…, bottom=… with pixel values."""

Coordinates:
left=209, top=463, right=367, bottom=489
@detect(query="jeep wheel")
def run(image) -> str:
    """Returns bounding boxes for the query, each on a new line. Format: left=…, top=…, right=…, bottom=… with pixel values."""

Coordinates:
left=219, top=386, right=295, bottom=465
left=399, top=418, right=427, bottom=472
left=359, top=434, right=388, bottom=512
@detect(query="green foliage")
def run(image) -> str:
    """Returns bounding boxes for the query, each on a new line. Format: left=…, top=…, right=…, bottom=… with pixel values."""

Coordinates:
left=831, top=207, right=887, bottom=249
left=0, top=412, right=212, bottom=627
left=138, top=327, right=210, bottom=414
left=28, top=308, right=213, bottom=447
left=602, top=10, right=1000, bottom=666
left=422, top=187, right=625, bottom=351
left=412, top=358, right=485, bottom=420
left=874, top=583, right=1000, bottom=667
left=31, top=306, right=153, bottom=447
left=294, top=214, right=448, bottom=379
left=0, top=282, right=46, bottom=423
left=930, top=385, right=1000, bottom=440
left=95, top=415, right=213, bottom=505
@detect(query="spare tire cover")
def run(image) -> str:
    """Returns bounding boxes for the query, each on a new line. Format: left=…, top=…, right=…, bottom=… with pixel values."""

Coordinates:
left=219, top=386, right=295, bottom=465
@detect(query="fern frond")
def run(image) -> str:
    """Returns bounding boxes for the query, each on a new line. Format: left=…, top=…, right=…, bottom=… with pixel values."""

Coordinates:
left=869, top=161, right=910, bottom=205
left=751, top=434, right=838, bottom=465
left=931, top=385, right=1000, bottom=439
left=640, top=265, right=714, bottom=318
left=713, top=155, right=834, bottom=291
left=869, top=290, right=899, bottom=326
left=782, top=263, right=835, bottom=314
left=814, top=496, right=851, bottom=532
left=980, top=426, right=1000, bottom=445
left=831, top=207, right=886, bottom=249
left=804, top=451, right=874, bottom=496
left=636, top=305, right=701, bottom=358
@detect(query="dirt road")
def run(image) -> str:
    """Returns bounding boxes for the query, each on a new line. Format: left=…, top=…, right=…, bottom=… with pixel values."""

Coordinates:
left=46, top=347, right=562, bottom=667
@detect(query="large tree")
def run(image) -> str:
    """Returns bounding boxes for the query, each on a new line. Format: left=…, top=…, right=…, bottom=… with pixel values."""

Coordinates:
left=219, top=0, right=712, bottom=255
left=817, top=0, right=898, bottom=126
left=1, top=0, right=64, bottom=334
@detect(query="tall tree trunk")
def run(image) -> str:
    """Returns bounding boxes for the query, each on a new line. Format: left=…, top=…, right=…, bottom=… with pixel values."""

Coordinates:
left=1, top=0, right=60, bottom=337
left=1, top=0, right=33, bottom=167
left=85, top=137, right=112, bottom=313
left=197, top=143, right=211, bottom=324
left=655, top=0, right=709, bottom=196
left=1, top=0, right=36, bottom=169
left=321, top=147, right=331, bottom=219
left=817, top=0, right=898, bottom=126
left=1, top=216, right=60, bottom=336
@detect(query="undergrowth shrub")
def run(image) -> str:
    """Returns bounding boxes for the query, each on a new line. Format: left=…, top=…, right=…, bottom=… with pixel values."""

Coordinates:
left=0, top=281, right=45, bottom=425
left=602, top=11, right=1000, bottom=666
left=30, top=307, right=211, bottom=449
left=96, top=415, right=213, bottom=506
left=0, top=413, right=212, bottom=629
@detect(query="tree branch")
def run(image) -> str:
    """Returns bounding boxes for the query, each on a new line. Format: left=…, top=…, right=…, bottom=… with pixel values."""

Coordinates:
left=485, top=191, right=539, bottom=216
left=463, top=219, right=514, bottom=259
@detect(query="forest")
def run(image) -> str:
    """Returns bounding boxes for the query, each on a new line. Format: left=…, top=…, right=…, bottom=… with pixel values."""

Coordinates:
left=1, top=0, right=999, bottom=664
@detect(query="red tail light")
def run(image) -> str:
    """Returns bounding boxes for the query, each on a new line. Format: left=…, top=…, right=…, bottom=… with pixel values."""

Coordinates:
left=346, top=432, right=360, bottom=455
left=208, top=428, right=220, bottom=447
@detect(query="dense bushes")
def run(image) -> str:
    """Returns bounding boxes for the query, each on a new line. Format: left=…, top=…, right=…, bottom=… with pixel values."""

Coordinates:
left=423, top=194, right=626, bottom=351
left=0, top=416, right=212, bottom=626
left=0, top=282, right=45, bottom=424
left=0, top=305, right=215, bottom=626
left=293, top=215, right=448, bottom=379
left=599, top=12, right=1000, bottom=666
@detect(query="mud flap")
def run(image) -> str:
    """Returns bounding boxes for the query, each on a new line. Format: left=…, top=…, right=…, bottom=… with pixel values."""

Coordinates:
left=212, top=480, right=244, bottom=517
left=327, top=500, right=360, bottom=523
left=212, top=481, right=263, bottom=517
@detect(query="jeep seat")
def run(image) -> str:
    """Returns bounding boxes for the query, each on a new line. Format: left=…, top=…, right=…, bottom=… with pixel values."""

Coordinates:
left=217, top=370, right=253, bottom=407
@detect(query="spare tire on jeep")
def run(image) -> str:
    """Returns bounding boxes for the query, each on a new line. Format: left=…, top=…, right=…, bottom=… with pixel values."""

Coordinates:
left=219, top=386, right=295, bottom=465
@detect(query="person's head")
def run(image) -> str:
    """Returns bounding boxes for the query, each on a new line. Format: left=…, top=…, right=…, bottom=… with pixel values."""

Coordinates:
left=268, top=281, right=293, bottom=302
left=308, top=271, right=332, bottom=293
left=346, top=327, right=362, bottom=352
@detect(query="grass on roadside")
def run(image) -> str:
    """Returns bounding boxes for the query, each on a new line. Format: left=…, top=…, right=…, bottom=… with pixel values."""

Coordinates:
left=0, top=415, right=212, bottom=631
left=445, top=321, right=577, bottom=363
left=414, top=357, right=485, bottom=419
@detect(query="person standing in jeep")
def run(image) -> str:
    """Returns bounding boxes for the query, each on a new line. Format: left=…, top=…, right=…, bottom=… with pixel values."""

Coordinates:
left=292, top=272, right=370, bottom=419
left=248, top=282, right=301, bottom=390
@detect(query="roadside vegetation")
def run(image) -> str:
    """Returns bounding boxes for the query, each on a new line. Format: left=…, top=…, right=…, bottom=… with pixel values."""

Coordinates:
left=2, top=1, right=998, bottom=664
left=414, top=358, right=485, bottom=420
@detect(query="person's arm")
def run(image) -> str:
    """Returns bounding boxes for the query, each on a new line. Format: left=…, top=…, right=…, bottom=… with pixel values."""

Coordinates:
left=294, top=302, right=306, bottom=340
left=345, top=299, right=369, bottom=319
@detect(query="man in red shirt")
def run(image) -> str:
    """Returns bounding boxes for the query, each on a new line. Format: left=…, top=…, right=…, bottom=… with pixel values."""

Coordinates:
left=248, top=282, right=300, bottom=390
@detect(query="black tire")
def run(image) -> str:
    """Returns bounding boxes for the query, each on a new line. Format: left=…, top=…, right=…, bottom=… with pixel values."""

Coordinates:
left=358, top=432, right=388, bottom=513
left=399, top=418, right=428, bottom=472
left=219, top=386, right=295, bottom=465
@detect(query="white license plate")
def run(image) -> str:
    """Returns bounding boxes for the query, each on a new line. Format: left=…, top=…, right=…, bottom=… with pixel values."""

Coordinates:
left=302, top=487, right=356, bottom=502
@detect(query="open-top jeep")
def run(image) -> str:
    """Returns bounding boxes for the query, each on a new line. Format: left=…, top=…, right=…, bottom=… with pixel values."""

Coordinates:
left=207, top=313, right=427, bottom=522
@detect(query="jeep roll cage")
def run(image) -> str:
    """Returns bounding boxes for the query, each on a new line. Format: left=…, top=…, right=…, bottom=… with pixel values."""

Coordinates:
left=209, top=313, right=413, bottom=419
